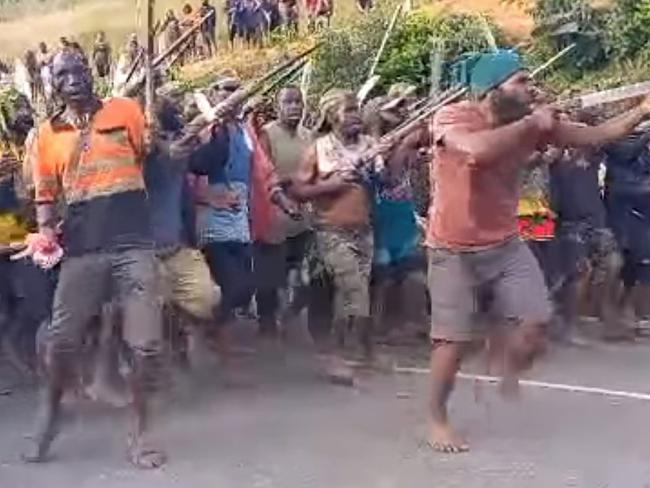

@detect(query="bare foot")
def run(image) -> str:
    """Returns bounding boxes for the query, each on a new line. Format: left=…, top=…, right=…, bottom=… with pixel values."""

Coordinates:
left=321, top=355, right=355, bottom=387
left=21, top=443, right=50, bottom=463
left=428, top=422, right=469, bottom=454
left=85, top=383, right=131, bottom=408
left=500, top=372, right=521, bottom=401
left=21, top=432, right=56, bottom=464
left=127, top=436, right=167, bottom=470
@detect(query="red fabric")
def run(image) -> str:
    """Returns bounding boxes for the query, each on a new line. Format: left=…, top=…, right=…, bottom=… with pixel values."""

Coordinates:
left=245, top=122, right=277, bottom=243
left=517, top=216, right=556, bottom=242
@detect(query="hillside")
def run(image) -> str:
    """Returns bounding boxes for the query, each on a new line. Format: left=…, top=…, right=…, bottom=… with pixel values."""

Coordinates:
left=0, top=0, right=532, bottom=58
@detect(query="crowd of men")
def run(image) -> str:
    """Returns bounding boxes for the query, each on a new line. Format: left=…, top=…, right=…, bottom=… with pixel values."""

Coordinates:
left=9, top=0, right=346, bottom=113
left=3, top=37, right=650, bottom=468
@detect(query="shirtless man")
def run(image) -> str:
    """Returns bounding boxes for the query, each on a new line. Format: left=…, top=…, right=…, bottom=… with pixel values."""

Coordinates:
left=292, top=89, right=382, bottom=383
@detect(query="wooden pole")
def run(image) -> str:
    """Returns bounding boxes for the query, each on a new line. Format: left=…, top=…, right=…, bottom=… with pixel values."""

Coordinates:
left=367, top=1, right=403, bottom=81
left=153, top=11, right=215, bottom=68
left=144, top=0, right=155, bottom=122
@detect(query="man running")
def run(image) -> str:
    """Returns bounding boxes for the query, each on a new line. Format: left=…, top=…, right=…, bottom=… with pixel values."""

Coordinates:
left=426, top=49, right=650, bottom=452
left=23, top=48, right=165, bottom=469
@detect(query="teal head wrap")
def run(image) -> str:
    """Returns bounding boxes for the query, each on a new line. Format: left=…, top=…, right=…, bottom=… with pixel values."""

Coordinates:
left=452, top=49, right=523, bottom=96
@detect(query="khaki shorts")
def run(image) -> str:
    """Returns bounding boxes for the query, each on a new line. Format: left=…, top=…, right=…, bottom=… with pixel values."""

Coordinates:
left=316, top=228, right=373, bottom=321
left=428, top=238, right=552, bottom=342
left=159, top=247, right=221, bottom=322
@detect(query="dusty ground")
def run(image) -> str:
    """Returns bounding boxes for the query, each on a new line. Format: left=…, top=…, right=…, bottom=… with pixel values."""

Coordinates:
left=2, top=325, right=650, bottom=488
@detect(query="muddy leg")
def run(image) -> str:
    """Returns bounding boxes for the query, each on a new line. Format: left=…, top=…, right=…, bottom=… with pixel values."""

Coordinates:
left=22, top=352, right=72, bottom=463
left=127, top=349, right=166, bottom=469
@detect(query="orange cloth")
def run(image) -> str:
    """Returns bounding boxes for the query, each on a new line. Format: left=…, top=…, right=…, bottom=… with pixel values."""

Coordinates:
left=33, top=97, right=146, bottom=205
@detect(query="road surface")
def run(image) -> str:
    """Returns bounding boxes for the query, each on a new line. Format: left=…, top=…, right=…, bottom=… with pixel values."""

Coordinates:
left=1, top=332, right=650, bottom=488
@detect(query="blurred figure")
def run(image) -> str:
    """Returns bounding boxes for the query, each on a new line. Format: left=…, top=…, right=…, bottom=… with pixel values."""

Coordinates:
left=199, top=0, right=218, bottom=58
left=92, top=31, right=112, bottom=79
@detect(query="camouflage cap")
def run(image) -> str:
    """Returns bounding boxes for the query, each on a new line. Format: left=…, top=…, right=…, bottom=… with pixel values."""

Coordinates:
left=315, top=88, right=354, bottom=133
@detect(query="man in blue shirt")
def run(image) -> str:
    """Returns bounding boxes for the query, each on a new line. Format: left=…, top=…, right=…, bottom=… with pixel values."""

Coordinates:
left=178, top=78, right=256, bottom=331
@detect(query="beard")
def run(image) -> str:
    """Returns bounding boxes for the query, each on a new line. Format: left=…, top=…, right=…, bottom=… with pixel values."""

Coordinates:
left=490, top=90, right=532, bottom=126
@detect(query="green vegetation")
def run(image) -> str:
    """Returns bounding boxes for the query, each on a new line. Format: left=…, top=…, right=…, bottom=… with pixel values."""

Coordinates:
left=4, top=0, right=650, bottom=104
left=513, top=0, right=650, bottom=93
left=304, top=6, right=507, bottom=105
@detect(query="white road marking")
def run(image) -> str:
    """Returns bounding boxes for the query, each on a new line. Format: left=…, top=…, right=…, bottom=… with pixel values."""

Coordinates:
left=394, top=366, right=650, bottom=402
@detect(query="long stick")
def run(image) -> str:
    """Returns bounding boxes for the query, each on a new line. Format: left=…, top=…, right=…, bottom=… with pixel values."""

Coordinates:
left=261, top=59, right=308, bottom=96
left=380, top=47, right=575, bottom=150
left=165, top=35, right=195, bottom=70
left=152, top=10, right=215, bottom=68
left=367, top=1, right=403, bottom=81
left=530, top=43, right=576, bottom=78
left=197, top=45, right=320, bottom=122
left=144, top=0, right=155, bottom=122
left=382, top=87, right=467, bottom=144
left=124, top=49, right=144, bottom=86
left=123, top=10, right=218, bottom=94
left=247, top=44, right=320, bottom=94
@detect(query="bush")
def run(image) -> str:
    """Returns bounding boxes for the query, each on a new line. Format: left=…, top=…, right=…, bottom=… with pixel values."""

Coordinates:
left=605, top=0, right=650, bottom=60
left=310, top=6, right=507, bottom=104
left=523, top=0, right=650, bottom=87
left=310, top=7, right=389, bottom=102
left=378, top=12, right=506, bottom=92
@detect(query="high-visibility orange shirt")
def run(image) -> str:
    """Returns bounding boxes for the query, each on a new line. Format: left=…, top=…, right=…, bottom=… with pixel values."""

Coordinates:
left=33, top=97, right=152, bottom=255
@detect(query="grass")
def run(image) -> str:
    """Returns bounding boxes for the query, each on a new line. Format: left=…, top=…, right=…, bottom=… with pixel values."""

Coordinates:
left=0, top=0, right=531, bottom=59
left=0, top=0, right=194, bottom=58
left=0, top=0, right=533, bottom=98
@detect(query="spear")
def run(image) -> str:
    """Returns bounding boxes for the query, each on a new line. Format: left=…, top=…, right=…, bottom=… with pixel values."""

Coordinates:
left=367, top=1, right=404, bottom=81
left=144, top=0, right=155, bottom=125
left=530, top=43, right=576, bottom=78
left=358, top=0, right=405, bottom=103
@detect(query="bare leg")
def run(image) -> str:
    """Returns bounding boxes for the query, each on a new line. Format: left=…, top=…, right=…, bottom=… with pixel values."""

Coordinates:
left=86, top=307, right=130, bottom=407
left=22, top=352, right=71, bottom=463
left=126, top=349, right=166, bottom=470
left=319, top=317, right=355, bottom=386
left=356, top=316, right=375, bottom=364
left=502, top=321, right=545, bottom=398
left=597, top=253, right=634, bottom=341
left=428, top=341, right=469, bottom=453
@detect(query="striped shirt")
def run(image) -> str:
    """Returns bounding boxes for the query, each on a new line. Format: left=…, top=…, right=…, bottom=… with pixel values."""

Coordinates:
left=33, top=97, right=152, bottom=256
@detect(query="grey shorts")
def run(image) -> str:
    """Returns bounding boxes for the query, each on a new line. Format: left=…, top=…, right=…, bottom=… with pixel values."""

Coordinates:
left=45, top=249, right=163, bottom=355
left=428, top=238, right=552, bottom=342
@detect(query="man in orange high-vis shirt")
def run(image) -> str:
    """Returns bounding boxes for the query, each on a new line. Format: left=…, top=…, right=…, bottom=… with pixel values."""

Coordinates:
left=23, top=48, right=166, bottom=470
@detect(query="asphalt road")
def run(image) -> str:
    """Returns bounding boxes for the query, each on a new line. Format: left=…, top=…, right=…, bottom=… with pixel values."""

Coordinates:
left=2, top=335, right=650, bottom=488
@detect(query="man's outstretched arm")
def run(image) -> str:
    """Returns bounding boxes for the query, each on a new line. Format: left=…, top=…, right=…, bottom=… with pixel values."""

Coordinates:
left=554, top=98, right=650, bottom=148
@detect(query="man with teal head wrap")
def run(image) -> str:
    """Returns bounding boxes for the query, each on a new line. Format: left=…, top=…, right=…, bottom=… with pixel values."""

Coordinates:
left=468, top=49, right=523, bottom=96
left=425, top=47, right=650, bottom=454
